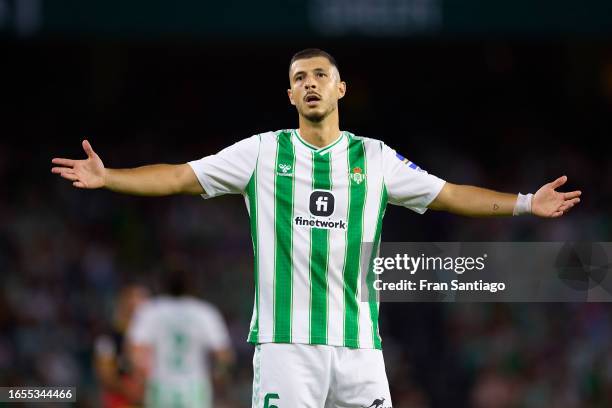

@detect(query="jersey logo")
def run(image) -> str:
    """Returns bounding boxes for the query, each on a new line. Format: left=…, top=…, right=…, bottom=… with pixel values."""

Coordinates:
left=277, top=163, right=293, bottom=177
left=309, top=190, right=335, bottom=217
left=295, top=190, right=347, bottom=230
left=362, top=397, right=391, bottom=408
left=350, top=166, right=365, bottom=185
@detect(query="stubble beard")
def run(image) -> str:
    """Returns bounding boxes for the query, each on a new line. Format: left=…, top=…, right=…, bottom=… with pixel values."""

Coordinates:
left=299, top=103, right=336, bottom=123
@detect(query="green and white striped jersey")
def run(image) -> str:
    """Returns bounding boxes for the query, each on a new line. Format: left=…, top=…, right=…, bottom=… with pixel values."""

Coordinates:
left=189, top=130, right=445, bottom=349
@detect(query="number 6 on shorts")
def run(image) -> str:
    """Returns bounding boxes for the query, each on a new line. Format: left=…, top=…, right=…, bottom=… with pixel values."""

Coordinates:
left=263, top=393, right=279, bottom=408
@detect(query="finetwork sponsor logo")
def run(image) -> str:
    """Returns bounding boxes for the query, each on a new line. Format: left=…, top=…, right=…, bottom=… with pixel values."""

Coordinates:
left=309, top=190, right=335, bottom=217
left=294, top=216, right=347, bottom=230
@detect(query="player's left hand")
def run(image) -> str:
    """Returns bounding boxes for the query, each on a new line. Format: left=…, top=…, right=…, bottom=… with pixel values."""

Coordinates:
left=532, top=175, right=581, bottom=218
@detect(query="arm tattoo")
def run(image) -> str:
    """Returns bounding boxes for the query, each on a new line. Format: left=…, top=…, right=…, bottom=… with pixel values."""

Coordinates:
left=493, top=204, right=500, bottom=211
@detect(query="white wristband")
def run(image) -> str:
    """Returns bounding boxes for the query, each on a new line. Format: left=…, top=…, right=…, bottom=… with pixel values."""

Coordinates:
left=513, top=193, right=533, bottom=216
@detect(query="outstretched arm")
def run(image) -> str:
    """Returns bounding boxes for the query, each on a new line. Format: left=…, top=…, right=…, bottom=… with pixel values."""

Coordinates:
left=428, top=176, right=581, bottom=218
left=51, top=140, right=203, bottom=196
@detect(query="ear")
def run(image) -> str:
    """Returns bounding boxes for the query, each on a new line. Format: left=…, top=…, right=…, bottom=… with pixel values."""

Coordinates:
left=287, top=88, right=296, bottom=106
left=337, top=80, right=347, bottom=100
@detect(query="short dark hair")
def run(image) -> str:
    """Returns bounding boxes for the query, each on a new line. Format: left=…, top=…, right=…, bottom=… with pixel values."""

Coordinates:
left=289, top=48, right=339, bottom=73
left=163, top=269, right=194, bottom=297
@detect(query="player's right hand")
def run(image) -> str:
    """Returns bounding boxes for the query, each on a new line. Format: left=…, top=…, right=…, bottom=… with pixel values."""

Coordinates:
left=51, top=140, right=106, bottom=189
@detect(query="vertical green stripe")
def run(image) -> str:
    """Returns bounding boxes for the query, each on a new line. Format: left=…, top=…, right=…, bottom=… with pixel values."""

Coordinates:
left=246, top=171, right=259, bottom=343
left=310, top=151, right=332, bottom=344
left=343, top=136, right=366, bottom=348
left=366, top=185, right=388, bottom=349
left=274, top=131, right=295, bottom=342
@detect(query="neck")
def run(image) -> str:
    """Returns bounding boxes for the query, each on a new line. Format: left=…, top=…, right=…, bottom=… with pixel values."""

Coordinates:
left=298, top=112, right=341, bottom=148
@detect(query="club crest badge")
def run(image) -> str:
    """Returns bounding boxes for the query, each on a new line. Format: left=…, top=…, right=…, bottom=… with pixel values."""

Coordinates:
left=350, top=166, right=365, bottom=184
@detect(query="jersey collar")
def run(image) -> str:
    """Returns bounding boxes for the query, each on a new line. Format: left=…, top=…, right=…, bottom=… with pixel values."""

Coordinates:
left=292, top=129, right=347, bottom=155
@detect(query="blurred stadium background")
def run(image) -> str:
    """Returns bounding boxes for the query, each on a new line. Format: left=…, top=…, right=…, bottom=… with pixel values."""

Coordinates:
left=1, top=0, right=612, bottom=406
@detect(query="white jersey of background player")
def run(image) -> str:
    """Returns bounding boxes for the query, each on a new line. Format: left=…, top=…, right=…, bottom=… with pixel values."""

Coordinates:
left=127, top=274, right=233, bottom=408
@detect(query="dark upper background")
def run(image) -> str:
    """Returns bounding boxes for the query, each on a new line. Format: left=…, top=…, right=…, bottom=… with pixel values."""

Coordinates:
left=1, top=1, right=611, bottom=407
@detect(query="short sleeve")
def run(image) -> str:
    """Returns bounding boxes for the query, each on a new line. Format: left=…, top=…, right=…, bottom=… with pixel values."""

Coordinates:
left=201, top=306, right=231, bottom=352
left=382, top=143, right=446, bottom=214
left=188, top=135, right=260, bottom=199
left=127, top=303, right=155, bottom=345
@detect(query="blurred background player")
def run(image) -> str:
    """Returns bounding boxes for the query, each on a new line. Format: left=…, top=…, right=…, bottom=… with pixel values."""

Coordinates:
left=127, top=269, right=234, bottom=408
left=94, top=284, right=151, bottom=408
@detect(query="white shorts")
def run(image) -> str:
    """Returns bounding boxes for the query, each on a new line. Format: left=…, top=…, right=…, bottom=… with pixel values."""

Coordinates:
left=252, top=343, right=392, bottom=408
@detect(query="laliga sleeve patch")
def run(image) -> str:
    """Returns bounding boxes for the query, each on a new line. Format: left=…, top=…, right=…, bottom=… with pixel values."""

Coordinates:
left=395, top=152, right=422, bottom=171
